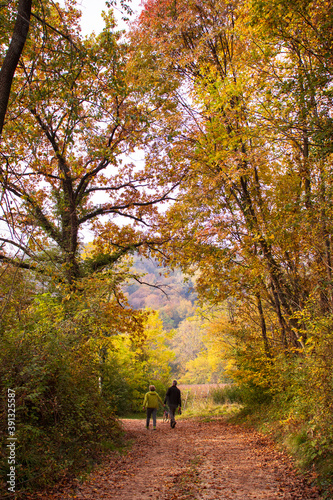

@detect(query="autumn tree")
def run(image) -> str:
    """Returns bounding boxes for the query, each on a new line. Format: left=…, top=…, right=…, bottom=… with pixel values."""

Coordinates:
left=0, top=4, right=179, bottom=488
left=131, top=2, right=333, bottom=475
left=0, top=1, right=178, bottom=289
left=132, top=0, right=333, bottom=353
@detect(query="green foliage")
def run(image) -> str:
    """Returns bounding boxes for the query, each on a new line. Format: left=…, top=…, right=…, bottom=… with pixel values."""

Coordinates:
left=211, top=385, right=243, bottom=405
left=0, top=292, right=122, bottom=492
left=222, top=304, right=333, bottom=491
left=133, top=13, right=333, bottom=492
left=1, top=0, right=333, bottom=495
left=100, top=310, right=173, bottom=415
left=178, top=384, right=243, bottom=420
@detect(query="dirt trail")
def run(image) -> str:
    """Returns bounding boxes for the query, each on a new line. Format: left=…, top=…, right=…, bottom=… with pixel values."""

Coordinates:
left=54, top=418, right=321, bottom=500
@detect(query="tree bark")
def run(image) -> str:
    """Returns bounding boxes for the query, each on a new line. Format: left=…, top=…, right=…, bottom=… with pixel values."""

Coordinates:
left=255, top=292, right=272, bottom=358
left=0, top=0, right=32, bottom=137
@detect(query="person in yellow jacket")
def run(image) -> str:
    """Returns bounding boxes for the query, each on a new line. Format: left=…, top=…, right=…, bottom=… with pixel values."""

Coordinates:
left=143, top=385, right=165, bottom=430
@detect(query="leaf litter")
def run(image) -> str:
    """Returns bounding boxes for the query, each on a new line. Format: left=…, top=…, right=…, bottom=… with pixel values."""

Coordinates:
left=28, top=418, right=322, bottom=499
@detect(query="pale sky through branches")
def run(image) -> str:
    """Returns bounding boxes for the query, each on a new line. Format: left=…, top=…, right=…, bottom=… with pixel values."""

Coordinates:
left=76, top=0, right=142, bottom=35
left=67, top=0, right=145, bottom=240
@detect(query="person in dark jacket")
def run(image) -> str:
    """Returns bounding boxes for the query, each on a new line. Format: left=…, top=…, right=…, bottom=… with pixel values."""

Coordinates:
left=164, top=380, right=181, bottom=428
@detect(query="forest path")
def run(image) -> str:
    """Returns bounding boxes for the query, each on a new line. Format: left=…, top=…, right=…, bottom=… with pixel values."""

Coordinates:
left=60, top=418, right=320, bottom=500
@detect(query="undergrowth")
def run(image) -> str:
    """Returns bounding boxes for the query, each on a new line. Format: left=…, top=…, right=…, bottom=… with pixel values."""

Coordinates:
left=226, top=390, right=333, bottom=498
left=177, top=384, right=243, bottom=420
left=177, top=383, right=333, bottom=497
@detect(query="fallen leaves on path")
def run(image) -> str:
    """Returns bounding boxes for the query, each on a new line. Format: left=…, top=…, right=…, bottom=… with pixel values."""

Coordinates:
left=29, top=418, right=322, bottom=499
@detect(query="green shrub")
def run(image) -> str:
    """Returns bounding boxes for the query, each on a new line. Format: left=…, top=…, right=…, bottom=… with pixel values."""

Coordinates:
left=211, top=385, right=243, bottom=404
left=0, top=296, right=122, bottom=494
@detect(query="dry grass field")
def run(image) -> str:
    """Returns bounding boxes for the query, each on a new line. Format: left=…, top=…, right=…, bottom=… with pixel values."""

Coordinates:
left=178, top=383, right=226, bottom=396
left=177, top=383, right=228, bottom=410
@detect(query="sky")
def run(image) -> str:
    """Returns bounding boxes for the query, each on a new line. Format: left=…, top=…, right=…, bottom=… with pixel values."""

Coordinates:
left=77, top=0, right=143, bottom=35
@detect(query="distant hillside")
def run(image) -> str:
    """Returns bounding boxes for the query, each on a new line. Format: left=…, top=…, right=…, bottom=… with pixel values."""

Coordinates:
left=123, top=255, right=227, bottom=384
left=123, top=255, right=197, bottom=330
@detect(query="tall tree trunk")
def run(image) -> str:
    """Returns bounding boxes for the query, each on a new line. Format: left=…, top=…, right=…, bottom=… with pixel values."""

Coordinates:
left=0, top=0, right=32, bottom=137
left=255, top=292, right=272, bottom=358
left=270, top=280, right=288, bottom=349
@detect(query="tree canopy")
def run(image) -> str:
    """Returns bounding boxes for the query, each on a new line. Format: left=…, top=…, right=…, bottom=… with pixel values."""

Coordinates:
left=132, top=0, right=333, bottom=351
left=1, top=0, right=333, bottom=494
left=0, top=1, right=178, bottom=286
